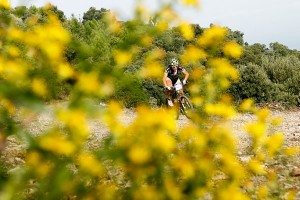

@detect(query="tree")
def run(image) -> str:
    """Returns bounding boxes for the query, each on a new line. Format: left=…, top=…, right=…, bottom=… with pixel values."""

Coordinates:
left=82, top=7, right=109, bottom=23
left=269, top=42, right=290, bottom=57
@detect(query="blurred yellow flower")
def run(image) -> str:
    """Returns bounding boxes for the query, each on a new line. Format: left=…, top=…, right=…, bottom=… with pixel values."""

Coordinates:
left=256, top=108, right=270, bottom=122
left=181, top=45, right=206, bottom=65
left=265, top=132, right=284, bottom=156
left=198, top=25, right=227, bottom=47
left=57, top=109, right=89, bottom=139
left=181, top=0, right=200, bottom=6
left=283, top=147, right=300, bottom=156
left=4, top=61, right=27, bottom=81
left=78, top=152, right=103, bottom=176
left=57, top=63, right=75, bottom=79
left=31, top=78, right=48, bottom=97
left=140, top=61, right=164, bottom=79
left=141, top=35, right=153, bottom=47
left=156, top=21, right=169, bottom=32
left=209, top=58, right=239, bottom=81
left=128, top=146, right=151, bottom=165
left=0, top=98, right=15, bottom=115
left=113, top=50, right=133, bottom=67
left=245, top=122, right=266, bottom=139
left=0, top=0, right=10, bottom=9
left=77, top=72, right=100, bottom=94
left=105, top=12, right=122, bottom=33
left=153, top=131, right=176, bottom=153
left=205, top=103, right=236, bottom=118
left=7, top=27, right=23, bottom=40
left=240, top=99, right=254, bottom=112
left=40, top=134, right=76, bottom=156
left=248, top=159, right=266, bottom=175
left=7, top=46, right=20, bottom=57
left=179, top=22, right=195, bottom=40
left=26, top=151, right=53, bottom=178
left=172, top=156, right=195, bottom=178
left=271, top=117, right=283, bottom=126
left=257, top=185, right=269, bottom=199
left=223, top=41, right=243, bottom=59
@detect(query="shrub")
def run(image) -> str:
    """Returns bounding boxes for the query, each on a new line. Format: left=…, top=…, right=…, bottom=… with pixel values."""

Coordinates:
left=230, top=64, right=276, bottom=102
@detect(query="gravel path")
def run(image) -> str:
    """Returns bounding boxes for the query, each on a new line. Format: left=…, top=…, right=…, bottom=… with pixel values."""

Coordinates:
left=2, top=104, right=299, bottom=197
left=19, top=105, right=300, bottom=154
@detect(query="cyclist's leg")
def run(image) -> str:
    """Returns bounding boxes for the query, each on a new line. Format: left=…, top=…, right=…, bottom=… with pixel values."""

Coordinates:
left=164, top=78, right=174, bottom=106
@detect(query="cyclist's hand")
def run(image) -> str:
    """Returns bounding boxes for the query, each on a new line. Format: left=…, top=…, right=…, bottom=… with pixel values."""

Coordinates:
left=182, top=80, right=187, bottom=85
left=166, top=86, right=172, bottom=90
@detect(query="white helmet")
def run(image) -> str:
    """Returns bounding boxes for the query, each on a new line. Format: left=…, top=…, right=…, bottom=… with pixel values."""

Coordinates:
left=170, top=58, right=179, bottom=66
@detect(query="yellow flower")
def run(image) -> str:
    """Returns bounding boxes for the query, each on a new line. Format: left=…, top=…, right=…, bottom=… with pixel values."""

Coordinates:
left=7, top=46, right=20, bottom=57
left=283, top=147, right=300, bottom=156
left=57, top=63, right=75, bottom=79
left=145, top=48, right=166, bottom=63
left=240, top=99, right=254, bottom=112
left=153, top=131, right=176, bottom=153
left=0, top=98, right=15, bottom=115
left=271, top=117, right=283, bottom=126
left=265, top=132, right=284, bottom=156
left=181, top=0, right=200, bottom=6
left=256, top=108, right=270, bottom=122
left=245, top=122, right=266, bottom=139
left=205, top=103, right=236, bottom=118
left=31, top=78, right=48, bottom=97
left=4, top=61, right=27, bottom=81
left=156, top=21, right=169, bottom=32
left=43, top=43, right=62, bottom=60
left=198, top=25, right=228, bottom=47
left=180, top=45, right=207, bottom=65
left=39, top=134, right=76, bottom=156
left=139, top=61, right=164, bottom=79
left=248, top=159, right=266, bottom=175
left=141, top=35, right=153, bottom=47
left=57, top=109, right=89, bottom=139
left=209, top=58, right=239, bottom=81
left=7, top=27, right=23, bottom=40
left=257, top=185, right=269, bottom=199
left=172, top=156, right=195, bottom=178
left=77, top=72, right=100, bottom=94
left=78, top=152, right=103, bottom=176
left=113, top=49, right=133, bottom=67
left=179, top=22, right=195, bottom=40
left=223, top=41, right=243, bottom=59
left=0, top=0, right=10, bottom=9
left=128, top=145, right=151, bottom=165
left=104, top=12, right=122, bottom=33
left=26, top=151, right=53, bottom=178
left=26, top=151, right=41, bottom=167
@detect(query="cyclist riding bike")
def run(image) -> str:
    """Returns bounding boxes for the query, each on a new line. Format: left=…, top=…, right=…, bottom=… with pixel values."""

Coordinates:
left=163, top=58, right=189, bottom=107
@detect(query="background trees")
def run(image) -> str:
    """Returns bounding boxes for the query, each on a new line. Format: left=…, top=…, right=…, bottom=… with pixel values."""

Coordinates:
left=5, top=5, right=300, bottom=107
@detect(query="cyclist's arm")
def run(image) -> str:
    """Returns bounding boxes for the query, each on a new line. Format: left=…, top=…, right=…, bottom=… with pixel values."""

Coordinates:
left=163, top=72, right=169, bottom=87
left=182, top=68, right=189, bottom=83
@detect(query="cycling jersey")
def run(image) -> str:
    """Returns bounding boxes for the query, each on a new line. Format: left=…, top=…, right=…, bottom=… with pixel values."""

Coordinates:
left=165, top=65, right=186, bottom=85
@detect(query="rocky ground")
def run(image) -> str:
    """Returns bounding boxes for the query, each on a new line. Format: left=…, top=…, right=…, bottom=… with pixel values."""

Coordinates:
left=1, top=103, right=300, bottom=197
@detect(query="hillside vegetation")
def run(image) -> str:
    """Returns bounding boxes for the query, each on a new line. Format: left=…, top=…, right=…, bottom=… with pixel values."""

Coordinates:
left=0, top=1, right=299, bottom=199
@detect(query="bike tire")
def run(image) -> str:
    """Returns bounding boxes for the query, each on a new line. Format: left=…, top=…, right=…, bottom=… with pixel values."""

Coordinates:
left=180, top=95, right=193, bottom=119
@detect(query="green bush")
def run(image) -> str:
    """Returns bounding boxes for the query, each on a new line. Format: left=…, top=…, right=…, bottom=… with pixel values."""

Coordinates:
left=230, top=64, right=277, bottom=103
left=114, top=75, right=149, bottom=108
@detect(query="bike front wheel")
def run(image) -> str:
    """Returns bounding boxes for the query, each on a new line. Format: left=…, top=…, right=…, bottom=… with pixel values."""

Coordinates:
left=179, top=95, right=194, bottom=119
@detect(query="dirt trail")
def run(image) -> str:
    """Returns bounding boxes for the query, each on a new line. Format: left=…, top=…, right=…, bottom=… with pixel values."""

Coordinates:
left=2, top=104, right=300, bottom=197
left=20, top=104, right=300, bottom=154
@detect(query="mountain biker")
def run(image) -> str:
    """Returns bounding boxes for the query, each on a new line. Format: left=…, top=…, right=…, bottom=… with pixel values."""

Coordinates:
left=163, top=58, right=189, bottom=107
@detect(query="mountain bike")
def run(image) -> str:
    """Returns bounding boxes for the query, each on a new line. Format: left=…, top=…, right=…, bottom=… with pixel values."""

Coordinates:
left=165, top=81, right=194, bottom=119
